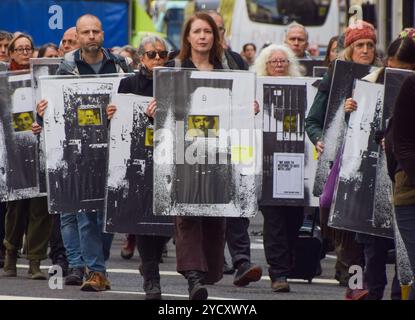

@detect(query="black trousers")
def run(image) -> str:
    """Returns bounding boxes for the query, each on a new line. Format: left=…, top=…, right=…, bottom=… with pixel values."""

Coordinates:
left=261, top=206, right=304, bottom=281
left=357, top=233, right=401, bottom=300
left=48, top=214, right=67, bottom=263
left=226, top=217, right=251, bottom=268
left=136, top=235, right=170, bottom=280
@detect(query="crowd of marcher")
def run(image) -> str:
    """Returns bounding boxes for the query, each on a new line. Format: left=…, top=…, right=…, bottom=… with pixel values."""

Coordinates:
left=1, top=9, right=415, bottom=301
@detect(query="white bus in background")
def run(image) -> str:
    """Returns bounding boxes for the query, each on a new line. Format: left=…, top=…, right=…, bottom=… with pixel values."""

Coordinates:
left=219, top=0, right=341, bottom=53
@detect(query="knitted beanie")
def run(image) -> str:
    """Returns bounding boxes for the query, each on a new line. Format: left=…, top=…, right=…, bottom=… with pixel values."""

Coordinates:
left=344, top=20, right=376, bottom=48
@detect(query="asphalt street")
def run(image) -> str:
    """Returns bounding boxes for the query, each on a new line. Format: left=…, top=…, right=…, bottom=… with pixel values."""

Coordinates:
left=0, top=213, right=396, bottom=300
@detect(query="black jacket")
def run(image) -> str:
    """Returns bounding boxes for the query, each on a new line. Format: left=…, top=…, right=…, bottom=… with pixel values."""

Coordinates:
left=117, top=66, right=153, bottom=97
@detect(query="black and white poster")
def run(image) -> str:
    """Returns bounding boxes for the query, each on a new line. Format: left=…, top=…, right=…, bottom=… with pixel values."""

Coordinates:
left=373, top=68, right=414, bottom=229
left=257, top=77, right=320, bottom=207
left=313, top=60, right=375, bottom=196
left=313, top=66, right=328, bottom=78
left=154, top=68, right=259, bottom=217
left=392, top=209, right=413, bottom=287
left=105, top=94, right=173, bottom=236
left=298, top=59, right=325, bottom=77
left=40, top=74, right=126, bottom=214
left=0, top=71, right=41, bottom=201
left=31, top=58, right=62, bottom=194
left=329, top=80, right=392, bottom=238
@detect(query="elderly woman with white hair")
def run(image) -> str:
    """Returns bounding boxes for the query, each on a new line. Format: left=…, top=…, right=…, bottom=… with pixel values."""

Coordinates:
left=254, top=43, right=304, bottom=293
left=254, top=44, right=302, bottom=77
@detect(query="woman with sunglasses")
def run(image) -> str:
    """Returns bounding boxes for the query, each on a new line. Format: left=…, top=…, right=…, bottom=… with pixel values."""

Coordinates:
left=106, top=35, right=170, bottom=300
left=3, top=33, right=53, bottom=280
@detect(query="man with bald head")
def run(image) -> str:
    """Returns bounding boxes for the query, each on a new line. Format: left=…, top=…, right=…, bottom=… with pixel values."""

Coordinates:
left=60, top=27, right=79, bottom=55
left=36, top=14, right=132, bottom=292
left=55, top=14, right=130, bottom=75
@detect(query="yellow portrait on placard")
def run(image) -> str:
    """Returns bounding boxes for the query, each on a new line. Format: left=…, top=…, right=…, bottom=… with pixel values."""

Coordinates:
left=187, top=115, right=219, bottom=138
left=78, top=107, right=102, bottom=126
left=12, top=112, right=34, bottom=132
left=145, top=127, right=154, bottom=147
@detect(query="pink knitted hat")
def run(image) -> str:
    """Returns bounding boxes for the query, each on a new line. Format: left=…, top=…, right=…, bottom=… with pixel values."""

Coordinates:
left=344, top=20, right=377, bottom=48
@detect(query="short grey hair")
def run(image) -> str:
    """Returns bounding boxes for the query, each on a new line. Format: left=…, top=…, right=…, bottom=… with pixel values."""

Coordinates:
left=285, top=22, right=309, bottom=42
left=254, top=44, right=302, bottom=77
left=137, top=35, right=168, bottom=57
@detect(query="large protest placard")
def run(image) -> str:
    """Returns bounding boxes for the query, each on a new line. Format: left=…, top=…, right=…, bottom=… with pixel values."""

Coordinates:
left=313, top=60, right=375, bottom=196
left=40, top=74, right=126, bottom=214
left=297, top=59, right=325, bottom=77
left=105, top=93, right=173, bottom=235
left=372, top=68, right=414, bottom=230
left=329, top=80, right=392, bottom=238
left=257, top=77, right=320, bottom=207
left=153, top=68, right=260, bottom=217
left=31, top=58, right=62, bottom=194
left=0, top=71, right=41, bottom=201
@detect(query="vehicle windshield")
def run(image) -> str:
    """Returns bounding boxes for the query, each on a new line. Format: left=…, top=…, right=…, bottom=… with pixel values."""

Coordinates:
left=246, top=0, right=331, bottom=26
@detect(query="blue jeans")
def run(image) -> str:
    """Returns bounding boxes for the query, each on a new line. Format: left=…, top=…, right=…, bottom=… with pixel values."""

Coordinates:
left=60, top=213, right=83, bottom=268
left=395, top=205, right=415, bottom=299
left=61, top=212, right=114, bottom=273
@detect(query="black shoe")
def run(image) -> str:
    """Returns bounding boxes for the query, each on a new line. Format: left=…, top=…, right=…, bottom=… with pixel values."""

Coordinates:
left=51, top=255, right=69, bottom=277
left=65, top=267, right=85, bottom=286
left=223, top=260, right=235, bottom=275
left=144, top=278, right=162, bottom=300
left=233, top=261, right=262, bottom=287
left=186, top=270, right=208, bottom=300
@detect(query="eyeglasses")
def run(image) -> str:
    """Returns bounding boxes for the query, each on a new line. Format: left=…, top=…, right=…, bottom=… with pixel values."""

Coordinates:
left=267, top=59, right=289, bottom=66
left=14, top=47, right=34, bottom=54
left=145, top=50, right=169, bottom=59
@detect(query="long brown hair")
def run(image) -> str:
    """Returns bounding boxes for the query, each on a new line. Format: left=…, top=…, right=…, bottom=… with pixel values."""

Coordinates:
left=323, top=36, right=338, bottom=66
left=178, top=12, right=223, bottom=65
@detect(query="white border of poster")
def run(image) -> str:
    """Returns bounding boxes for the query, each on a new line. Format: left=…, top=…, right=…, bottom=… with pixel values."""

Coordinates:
left=154, top=68, right=259, bottom=217
left=39, top=73, right=128, bottom=214
left=256, top=76, right=320, bottom=207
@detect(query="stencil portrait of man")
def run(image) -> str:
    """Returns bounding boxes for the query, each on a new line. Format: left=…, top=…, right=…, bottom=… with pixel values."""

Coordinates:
left=78, top=107, right=102, bottom=126
left=187, top=115, right=218, bottom=138
left=13, top=111, right=34, bottom=132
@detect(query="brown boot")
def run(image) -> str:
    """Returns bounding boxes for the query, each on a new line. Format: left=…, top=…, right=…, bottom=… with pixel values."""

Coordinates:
left=3, top=250, right=17, bottom=277
left=28, top=260, right=47, bottom=280
left=80, top=272, right=111, bottom=292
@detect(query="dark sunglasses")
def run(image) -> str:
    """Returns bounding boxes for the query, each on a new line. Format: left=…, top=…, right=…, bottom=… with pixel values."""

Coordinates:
left=145, top=50, right=168, bottom=59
